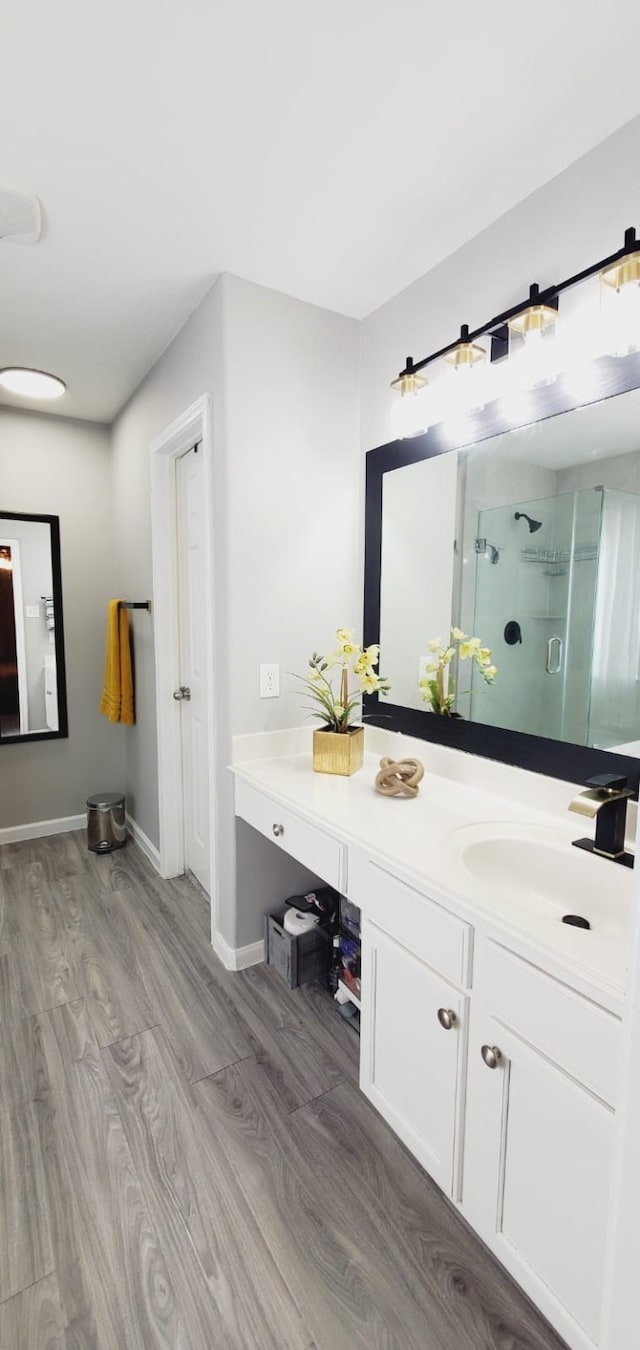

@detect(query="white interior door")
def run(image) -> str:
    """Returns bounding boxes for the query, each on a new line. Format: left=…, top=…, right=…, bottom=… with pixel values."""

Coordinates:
left=176, top=445, right=210, bottom=893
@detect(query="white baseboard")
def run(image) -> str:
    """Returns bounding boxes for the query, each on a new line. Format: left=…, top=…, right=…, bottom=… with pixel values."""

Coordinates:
left=0, top=813, right=86, bottom=846
left=212, top=930, right=265, bottom=971
left=126, top=815, right=162, bottom=873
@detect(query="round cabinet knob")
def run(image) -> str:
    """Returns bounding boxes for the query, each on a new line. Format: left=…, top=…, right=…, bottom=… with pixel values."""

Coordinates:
left=272, top=823, right=284, bottom=838
left=480, top=1044, right=502, bottom=1070
left=437, top=1008, right=456, bottom=1031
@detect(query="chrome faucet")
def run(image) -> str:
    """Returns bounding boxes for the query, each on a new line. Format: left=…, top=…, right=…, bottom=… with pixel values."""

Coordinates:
left=569, top=773, right=635, bottom=869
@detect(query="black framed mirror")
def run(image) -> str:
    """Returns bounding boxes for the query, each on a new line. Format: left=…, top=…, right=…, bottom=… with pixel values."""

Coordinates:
left=0, top=511, right=68, bottom=743
left=364, top=350, right=640, bottom=794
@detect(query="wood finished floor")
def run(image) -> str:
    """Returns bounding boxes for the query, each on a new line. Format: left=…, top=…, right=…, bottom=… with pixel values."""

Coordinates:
left=0, top=831, right=569, bottom=1350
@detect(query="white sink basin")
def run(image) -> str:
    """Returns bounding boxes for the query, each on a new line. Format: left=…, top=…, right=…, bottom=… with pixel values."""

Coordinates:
left=444, top=821, right=632, bottom=939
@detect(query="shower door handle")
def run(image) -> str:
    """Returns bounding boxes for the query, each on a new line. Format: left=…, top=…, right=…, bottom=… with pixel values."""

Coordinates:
left=546, top=636, right=563, bottom=675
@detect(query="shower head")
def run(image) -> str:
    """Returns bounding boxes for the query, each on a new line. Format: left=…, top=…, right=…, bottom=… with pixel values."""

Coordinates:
left=515, top=511, right=542, bottom=534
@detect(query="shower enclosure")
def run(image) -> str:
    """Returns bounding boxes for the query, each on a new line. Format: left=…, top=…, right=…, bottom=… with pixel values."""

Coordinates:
left=468, top=486, right=640, bottom=750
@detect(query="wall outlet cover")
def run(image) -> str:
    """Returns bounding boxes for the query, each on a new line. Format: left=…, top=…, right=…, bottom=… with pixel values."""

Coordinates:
left=259, top=663, right=280, bottom=698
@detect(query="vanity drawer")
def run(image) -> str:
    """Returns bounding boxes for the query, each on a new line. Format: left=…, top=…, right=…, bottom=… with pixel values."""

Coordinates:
left=235, top=778, right=345, bottom=892
left=350, top=853, right=471, bottom=988
left=474, top=938, right=621, bottom=1107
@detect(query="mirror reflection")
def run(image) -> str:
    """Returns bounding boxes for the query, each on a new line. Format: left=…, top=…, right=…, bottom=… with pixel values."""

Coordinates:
left=0, top=513, right=65, bottom=739
left=379, top=385, right=640, bottom=755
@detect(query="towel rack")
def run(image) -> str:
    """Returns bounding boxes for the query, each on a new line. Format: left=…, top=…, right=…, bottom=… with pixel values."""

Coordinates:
left=118, top=601, right=152, bottom=612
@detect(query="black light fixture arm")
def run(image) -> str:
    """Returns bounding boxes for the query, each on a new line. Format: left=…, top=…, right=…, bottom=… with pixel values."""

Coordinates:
left=392, top=227, right=638, bottom=384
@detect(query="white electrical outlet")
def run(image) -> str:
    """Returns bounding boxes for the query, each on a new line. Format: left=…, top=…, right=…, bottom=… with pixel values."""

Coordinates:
left=25, top=605, right=40, bottom=619
left=259, top=663, right=280, bottom=698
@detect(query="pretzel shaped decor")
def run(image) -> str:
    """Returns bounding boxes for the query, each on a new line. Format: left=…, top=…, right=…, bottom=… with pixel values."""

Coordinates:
left=374, top=756, right=425, bottom=798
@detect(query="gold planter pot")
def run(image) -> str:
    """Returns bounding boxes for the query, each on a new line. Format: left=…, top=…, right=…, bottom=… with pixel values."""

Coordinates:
left=313, top=725, right=364, bottom=777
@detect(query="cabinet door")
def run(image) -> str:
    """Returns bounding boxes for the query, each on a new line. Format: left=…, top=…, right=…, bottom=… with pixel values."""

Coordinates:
left=463, top=1004, right=614, bottom=1350
left=360, top=920, right=467, bottom=1199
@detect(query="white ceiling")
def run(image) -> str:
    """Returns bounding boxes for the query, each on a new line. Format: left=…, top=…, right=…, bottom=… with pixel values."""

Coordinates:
left=1, top=0, right=640, bottom=423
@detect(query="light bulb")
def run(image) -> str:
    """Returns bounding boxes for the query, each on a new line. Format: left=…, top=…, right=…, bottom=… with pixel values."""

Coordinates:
left=391, top=384, right=431, bottom=439
left=602, top=279, right=640, bottom=357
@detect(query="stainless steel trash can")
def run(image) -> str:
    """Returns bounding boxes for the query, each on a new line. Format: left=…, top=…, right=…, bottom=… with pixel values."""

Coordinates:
left=87, top=792, right=126, bottom=853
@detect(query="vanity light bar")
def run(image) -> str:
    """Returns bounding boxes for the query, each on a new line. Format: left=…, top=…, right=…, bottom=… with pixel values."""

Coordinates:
left=390, top=226, right=639, bottom=390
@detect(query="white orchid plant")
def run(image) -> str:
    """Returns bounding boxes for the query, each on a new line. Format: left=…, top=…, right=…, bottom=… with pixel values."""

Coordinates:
left=419, top=626, right=497, bottom=715
left=297, top=628, right=391, bottom=733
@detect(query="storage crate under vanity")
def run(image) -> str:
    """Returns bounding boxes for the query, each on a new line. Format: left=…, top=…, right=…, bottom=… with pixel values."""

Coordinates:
left=264, top=909, right=330, bottom=988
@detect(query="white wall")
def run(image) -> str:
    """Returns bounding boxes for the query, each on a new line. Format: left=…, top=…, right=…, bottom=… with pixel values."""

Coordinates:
left=222, top=274, right=361, bottom=735
left=111, top=272, right=360, bottom=948
left=360, top=117, right=640, bottom=454
left=0, top=409, right=124, bottom=828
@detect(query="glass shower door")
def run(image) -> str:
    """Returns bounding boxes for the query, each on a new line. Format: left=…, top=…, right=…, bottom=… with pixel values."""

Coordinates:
left=469, top=489, right=600, bottom=743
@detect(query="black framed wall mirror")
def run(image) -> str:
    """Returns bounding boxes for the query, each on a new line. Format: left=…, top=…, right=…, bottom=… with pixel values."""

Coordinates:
left=0, top=511, right=68, bottom=743
left=364, top=349, right=640, bottom=794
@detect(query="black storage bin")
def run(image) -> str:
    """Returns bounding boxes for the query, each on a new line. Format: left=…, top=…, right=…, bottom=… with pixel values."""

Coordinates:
left=265, top=909, right=330, bottom=988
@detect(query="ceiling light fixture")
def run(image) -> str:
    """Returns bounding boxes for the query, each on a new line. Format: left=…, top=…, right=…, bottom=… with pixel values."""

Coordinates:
left=600, top=228, right=640, bottom=292
left=0, top=367, right=66, bottom=400
left=443, top=324, right=486, bottom=369
left=390, top=357, right=428, bottom=396
left=508, top=284, right=558, bottom=342
left=600, top=227, right=640, bottom=357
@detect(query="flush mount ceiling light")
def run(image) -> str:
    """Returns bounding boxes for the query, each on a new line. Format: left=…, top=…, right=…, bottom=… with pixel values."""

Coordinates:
left=443, top=324, right=486, bottom=369
left=0, top=367, right=66, bottom=400
left=390, top=357, right=428, bottom=396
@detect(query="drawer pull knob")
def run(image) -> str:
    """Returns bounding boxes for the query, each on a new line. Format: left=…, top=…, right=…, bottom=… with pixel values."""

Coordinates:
left=437, top=1008, right=456, bottom=1031
left=481, top=1044, right=502, bottom=1070
left=272, top=823, right=284, bottom=838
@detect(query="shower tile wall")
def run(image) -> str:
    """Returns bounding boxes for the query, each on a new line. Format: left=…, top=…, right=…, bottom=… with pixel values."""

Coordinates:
left=471, top=500, right=554, bottom=738
left=457, top=453, right=556, bottom=723
left=468, top=488, right=600, bottom=743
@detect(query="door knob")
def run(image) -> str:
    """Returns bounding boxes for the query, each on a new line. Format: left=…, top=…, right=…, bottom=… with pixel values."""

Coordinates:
left=480, top=1044, right=502, bottom=1069
left=173, top=686, right=191, bottom=701
left=272, top=823, right=284, bottom=838
left=437, top=1008, right=456, bottom=1030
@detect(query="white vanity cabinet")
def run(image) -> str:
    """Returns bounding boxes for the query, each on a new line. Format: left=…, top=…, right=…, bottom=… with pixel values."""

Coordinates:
left=352, top=853, right=472, bottom=1199
left=360, top=920, right=468, bottom=1198
left=463, top=941, right=618, bottom=1350
left=234, top=777, right=346, bottom=891
left=232, top=766, right=624, bottom=1350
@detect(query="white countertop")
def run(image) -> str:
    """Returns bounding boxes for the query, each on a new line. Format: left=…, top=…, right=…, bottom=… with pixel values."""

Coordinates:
left=232, top=728, right=633, bottom=1014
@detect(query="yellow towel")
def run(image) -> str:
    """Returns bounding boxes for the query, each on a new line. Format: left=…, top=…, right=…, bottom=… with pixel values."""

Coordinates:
left=100, top=600, right=135, bottom=725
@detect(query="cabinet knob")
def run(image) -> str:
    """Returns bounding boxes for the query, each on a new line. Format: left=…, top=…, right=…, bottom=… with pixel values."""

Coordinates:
left=481, top=1044, right=502, bottom=1070
left=272, top=823, right=284, bottom=838
left=437, top=1008, right=456, bottom=1031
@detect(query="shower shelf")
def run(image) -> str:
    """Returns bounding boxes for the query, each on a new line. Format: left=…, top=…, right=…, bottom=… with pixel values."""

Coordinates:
left=521, top=545, right=598, bottom=564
